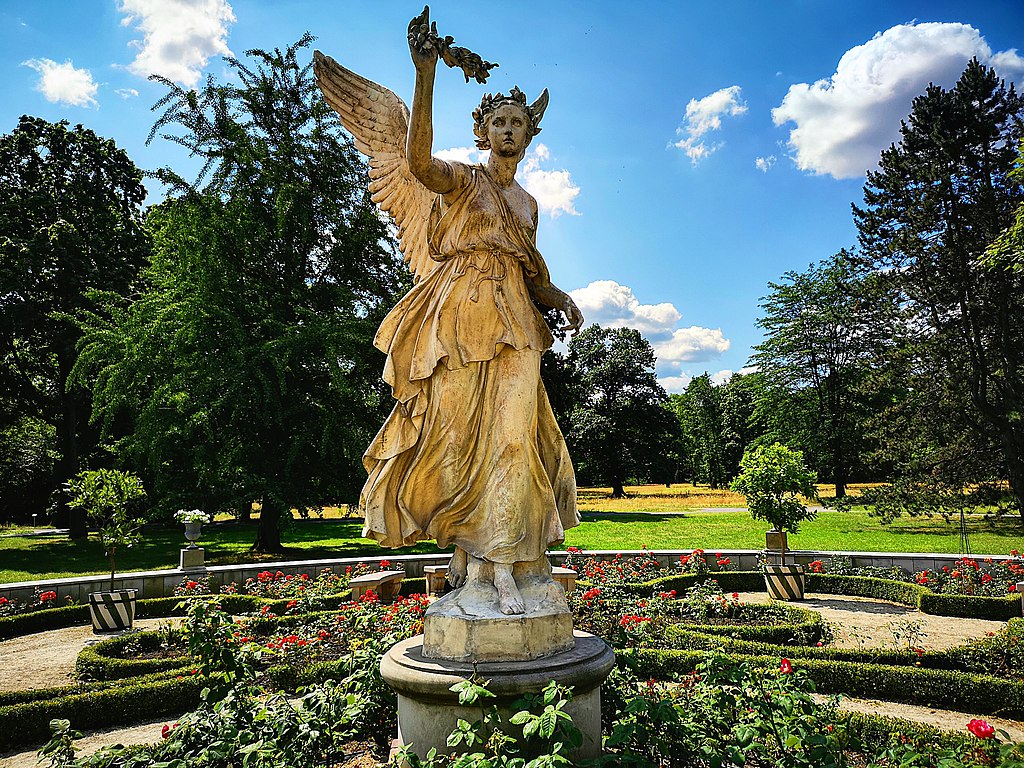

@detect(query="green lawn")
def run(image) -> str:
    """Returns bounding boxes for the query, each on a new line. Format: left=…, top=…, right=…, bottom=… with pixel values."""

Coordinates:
left=2, top=510, right=1023, bottom=584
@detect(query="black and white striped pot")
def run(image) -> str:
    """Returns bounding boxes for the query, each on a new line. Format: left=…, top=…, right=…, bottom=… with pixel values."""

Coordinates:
left=88, top=589, right=137, bottom=633
left=763, top=564, right=806, bottom=601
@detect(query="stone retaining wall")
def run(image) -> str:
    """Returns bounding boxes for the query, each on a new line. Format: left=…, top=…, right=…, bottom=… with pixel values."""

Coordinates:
left=0, top=549, right=1017, bottom=605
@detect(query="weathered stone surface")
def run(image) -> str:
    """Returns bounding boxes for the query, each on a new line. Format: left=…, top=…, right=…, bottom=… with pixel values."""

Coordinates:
left=423, top=557, right=573, bottom=662
left=381, top=632, right=614, bottom=760
left=179, top=548, right=205, bottom=571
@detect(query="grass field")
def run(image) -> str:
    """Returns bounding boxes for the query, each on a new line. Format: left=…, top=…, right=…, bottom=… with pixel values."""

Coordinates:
left=2, top=485, right=1022, bottom=584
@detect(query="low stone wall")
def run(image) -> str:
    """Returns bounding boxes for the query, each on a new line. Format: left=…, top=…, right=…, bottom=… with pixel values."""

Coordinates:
left=0, top=548, right=1015, bottom=605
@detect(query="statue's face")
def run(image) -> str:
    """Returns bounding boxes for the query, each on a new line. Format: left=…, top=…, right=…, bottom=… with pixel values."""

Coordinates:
left=487, top=103, right=530, bottom=158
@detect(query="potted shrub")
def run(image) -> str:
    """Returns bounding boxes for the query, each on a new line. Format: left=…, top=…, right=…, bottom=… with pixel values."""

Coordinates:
left=66, top=469, right=147, bottom=632
left=175, top=509, right=211, bottom=548
left=731, top=443, right=817, bottom=600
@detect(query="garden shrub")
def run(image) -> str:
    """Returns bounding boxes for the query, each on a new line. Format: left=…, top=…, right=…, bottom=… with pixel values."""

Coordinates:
left=919, top=591, right=1022, bottom=621
left=75, top=630, right=189, bottom=681
left=0, top=674, right=202, bottom=751
left=621, top=647, right=1024, bottom=719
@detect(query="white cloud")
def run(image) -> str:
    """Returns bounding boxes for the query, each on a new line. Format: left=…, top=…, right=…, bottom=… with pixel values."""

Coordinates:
left=118, top=0, right=235, bottom=87
left=658, top=375, right=693, bottom=394
left=436, top=143, right=580, bottom=218
left=21, top=58, right=98, bottom=107
left=569, top=280, right=729, bottom=377
left=673, top=85, right=747, bottom=165
left=773, top=22, right=1024, bottom=179
left=570, top=280, right=681, bottom=335
left=755, top=155, right=776, bottom=173
left=115, top=87, right=140, bottom=99
left=656, top=326, right=731, bottom=363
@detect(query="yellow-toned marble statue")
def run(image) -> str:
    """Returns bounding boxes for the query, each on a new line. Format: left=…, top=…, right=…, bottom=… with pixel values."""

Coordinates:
left=314, top=8, right=583, bottom=616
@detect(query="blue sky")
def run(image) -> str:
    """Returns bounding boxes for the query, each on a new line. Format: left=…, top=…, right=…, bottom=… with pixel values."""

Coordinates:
left=3, top=1, right=1024, bottom=391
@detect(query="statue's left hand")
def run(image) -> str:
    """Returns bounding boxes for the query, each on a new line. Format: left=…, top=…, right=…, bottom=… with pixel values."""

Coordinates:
left=559, top=294, right=584, bottom=336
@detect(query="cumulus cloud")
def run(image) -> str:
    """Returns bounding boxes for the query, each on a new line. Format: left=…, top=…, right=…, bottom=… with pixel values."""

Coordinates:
left=115, top=87, right=139, bottom=99
left=673, top=85, right=747, bottom=164
left=658, top=375, right=693, bottom=394
left=22, top=58, right=98, bottom=107
left=711, top=369, right=734, bottom=385
left=569, top=280, right=729, bottom=381
left=773, top=22, right=1024, bottom=179
left=570, top=280, right=682, bottom=335
left=435, top=143, right=580, bottom=218
left=118, top=0, right=235, bottom=87
left=755, top=155, right=776, bottom=173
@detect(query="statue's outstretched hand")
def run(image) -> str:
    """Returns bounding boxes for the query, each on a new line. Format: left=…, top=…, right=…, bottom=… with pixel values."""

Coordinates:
left=408, top=6, right=438, bottom=72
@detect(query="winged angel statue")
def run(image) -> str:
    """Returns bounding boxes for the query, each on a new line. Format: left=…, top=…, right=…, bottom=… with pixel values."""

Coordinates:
left=314, top=9, right=584, bottom=616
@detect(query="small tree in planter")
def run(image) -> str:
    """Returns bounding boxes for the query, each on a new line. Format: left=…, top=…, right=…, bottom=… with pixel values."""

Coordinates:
left=66, top=469, right=147, bottom=632
left=731, top=443, right=817, bottom=600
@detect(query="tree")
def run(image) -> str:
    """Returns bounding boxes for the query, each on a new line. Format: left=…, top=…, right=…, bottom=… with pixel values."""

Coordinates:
left=672, top=374, right=728, bottom=488
left=565, top=325, right=677, bottom=497
left=74, top=36, right=407, bottom=552
left=750, top=251, right=881, bottom=497
left=854, top=60, right=1024, bottom=516
left=0, top=117, right=149, bottom=532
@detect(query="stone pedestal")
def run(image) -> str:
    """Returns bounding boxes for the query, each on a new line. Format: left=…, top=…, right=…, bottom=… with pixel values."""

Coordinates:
left=381, top=631, right=614, bottom=761
left=179, top=547, right=205, bottom=571
left=423, top=558, right=573, bottom=662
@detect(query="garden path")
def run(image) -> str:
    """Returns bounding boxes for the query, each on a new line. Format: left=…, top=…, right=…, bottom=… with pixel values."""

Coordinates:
left=0, top=617, right=174, bottom=693
left=737, top=592, right=1007, bottom=651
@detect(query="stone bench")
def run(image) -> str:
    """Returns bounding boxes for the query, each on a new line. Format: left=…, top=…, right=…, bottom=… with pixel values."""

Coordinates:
left=424, top=564, right=449, bottom=596
left=349, top=570, right=405, bottom=603
left=552, top=566, right=578, bottom=594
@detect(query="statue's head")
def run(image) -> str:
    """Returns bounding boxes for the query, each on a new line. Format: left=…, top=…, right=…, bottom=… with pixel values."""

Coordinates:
left=472, top=86, right=549, bottom=156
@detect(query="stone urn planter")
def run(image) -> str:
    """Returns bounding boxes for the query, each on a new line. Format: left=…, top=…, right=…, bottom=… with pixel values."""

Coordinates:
left=183, top=521, right=203, bottom=549
left=88, top=588, right=138, bottom=632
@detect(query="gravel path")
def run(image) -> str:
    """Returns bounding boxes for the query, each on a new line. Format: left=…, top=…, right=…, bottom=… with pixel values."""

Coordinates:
left=737, top=592, right=1007, bottom=651
left=0, top=617, right=176, bottom=693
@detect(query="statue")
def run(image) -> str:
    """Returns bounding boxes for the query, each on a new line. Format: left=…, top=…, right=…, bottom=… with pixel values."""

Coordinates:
left=314, top=7, right=584, bottom=617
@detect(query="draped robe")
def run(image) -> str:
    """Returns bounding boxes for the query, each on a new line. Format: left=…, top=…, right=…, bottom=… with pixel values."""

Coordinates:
left=360, top=162, right=579, bottom=564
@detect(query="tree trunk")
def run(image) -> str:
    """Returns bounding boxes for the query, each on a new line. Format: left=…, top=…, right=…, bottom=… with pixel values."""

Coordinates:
left=832, top=442, right=847, bottom=499
left=610, top=478, right=625, bottom=499
left=238, top=501, right=252, bottom=522
left=56, top=352, right=86, bottom=539
left=251, top=497, right=286, bottom=553
left=1001, top=432, right=1024, bottom=520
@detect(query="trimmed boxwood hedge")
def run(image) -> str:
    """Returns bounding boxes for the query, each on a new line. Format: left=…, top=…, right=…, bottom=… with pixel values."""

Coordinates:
left=76, top=631, right=190, bottom=682
left=0, top=673, right=202, bottom=752
left=621, top=647, right=1024, bottom=719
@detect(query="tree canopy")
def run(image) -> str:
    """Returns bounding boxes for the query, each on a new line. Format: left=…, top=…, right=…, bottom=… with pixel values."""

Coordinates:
left=0, top=116, right=149, bottom=531
left=74, top=36, right=408, bottom=551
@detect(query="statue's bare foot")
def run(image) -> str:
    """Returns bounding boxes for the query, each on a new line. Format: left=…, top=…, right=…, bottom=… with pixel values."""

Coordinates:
left=448, top=547, right=468, bottom=588
left=493, top=564, right=525, bottom=615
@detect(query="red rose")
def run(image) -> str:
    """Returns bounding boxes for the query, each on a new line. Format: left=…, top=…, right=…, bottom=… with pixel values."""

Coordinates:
left=161, top=724, right=171, bottom=739
left=0, top=597, right=7, bottom=605
left=779, top=658, right=793, bottom=674
left=1010, top=584, right=1017, bottom=593
left=380, top=559, right=391, bottom=568
left=967, top=719, right=995, bottom=739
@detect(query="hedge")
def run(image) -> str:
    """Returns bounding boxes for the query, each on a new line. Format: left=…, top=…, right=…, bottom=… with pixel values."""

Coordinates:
left=621, top=647, right=1024, bottom=719
left=0, top=674, right=202, bottom=751
left=0, top=669, right=184, bottom=707
left=76, top=631, right=190, bottom=682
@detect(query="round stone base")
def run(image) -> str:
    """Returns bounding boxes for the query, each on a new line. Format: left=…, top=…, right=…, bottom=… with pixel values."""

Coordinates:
left=380, top=631, right=615, bottom=760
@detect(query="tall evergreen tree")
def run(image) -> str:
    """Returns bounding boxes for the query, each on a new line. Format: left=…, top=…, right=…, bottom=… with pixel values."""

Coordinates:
left=854, top=59, right=1024, bottom=516
left=75, top=36, right=407, bottom=551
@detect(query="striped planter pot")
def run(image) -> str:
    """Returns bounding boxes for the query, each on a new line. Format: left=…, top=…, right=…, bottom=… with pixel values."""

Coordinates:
left=763, top=564, right=806, bottom=601
left=88, top=589, right=138, bottom=633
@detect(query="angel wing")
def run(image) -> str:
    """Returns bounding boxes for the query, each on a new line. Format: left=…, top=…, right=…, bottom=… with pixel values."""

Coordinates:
left=313, top=50, right=437, bottom=282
